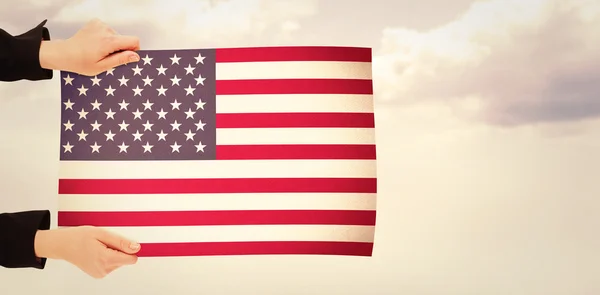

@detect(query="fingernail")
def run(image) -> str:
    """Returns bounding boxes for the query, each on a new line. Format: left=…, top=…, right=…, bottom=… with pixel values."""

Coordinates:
left=129, top=242, right=140, bottom=250
left=129, top=55, right=139, bottom=63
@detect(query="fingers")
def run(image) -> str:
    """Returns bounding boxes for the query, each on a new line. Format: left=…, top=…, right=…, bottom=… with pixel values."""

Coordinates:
left=97, top=35, right=141, bottom=70
left=96, top=228, right=141, bottom=255
left=107, top=34, right=141, bottom=51
left=88, top=254, right=136, bottom=279
left=97, top=50, right=140, bottom=71
left=89, top=18, right=139, bottom=51
left=66, top=18, right=141, bottom=75
left=89, top=18, right=118, bottom=37
left=106, top=248, right=138, bottom=266
left=87, top=243, right=138, bottom=279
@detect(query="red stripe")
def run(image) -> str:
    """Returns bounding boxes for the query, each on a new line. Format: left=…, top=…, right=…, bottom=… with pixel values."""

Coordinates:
left=215, top=113, right=374, bottom=128
left=216, top=144, right=376, bottom=160
left=216, top=79, right=372, bottom=95
left=57, top=210, right=376, bottom=227
left=215, top=46, right=372, bottom=63
left=137, top=241, right=373, bottom=257
left=58, top=178, right=377, bottom=194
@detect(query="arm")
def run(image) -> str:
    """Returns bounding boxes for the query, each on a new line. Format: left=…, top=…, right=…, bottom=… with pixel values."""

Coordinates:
left=0, top=210, right=50, bottom=268
left=0, top=20, right=53, bottom=82
left=1, top=18, right=142, bottom=278
left=1, top=210, right=141, bottom=278
left=1, top=18, right=140, bottom=81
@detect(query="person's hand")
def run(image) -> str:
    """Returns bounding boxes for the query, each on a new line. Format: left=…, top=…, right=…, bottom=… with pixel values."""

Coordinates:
left=39, top=18, right=140, bottom=76
left=34, top=226, right=141, bottom=279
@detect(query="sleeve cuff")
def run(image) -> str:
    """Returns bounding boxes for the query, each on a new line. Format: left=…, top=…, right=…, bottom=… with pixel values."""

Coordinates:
left=10, top=19, right=53, bottom=81
left=0, top=210, right=51, bottom=269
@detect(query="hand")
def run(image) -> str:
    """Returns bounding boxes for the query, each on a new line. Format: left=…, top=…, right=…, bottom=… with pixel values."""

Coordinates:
left=34, top=226, right=141, bottom=279
left=39, top=18, right=140, bottom=76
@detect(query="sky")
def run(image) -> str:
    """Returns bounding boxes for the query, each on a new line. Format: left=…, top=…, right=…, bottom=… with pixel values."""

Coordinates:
left=1, top=0, right=600, bottom=294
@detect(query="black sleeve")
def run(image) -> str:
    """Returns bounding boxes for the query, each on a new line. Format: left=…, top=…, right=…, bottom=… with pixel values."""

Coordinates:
left=0, top=19, right=53, bottom=82
left=0, top=210, right=51, bottom=269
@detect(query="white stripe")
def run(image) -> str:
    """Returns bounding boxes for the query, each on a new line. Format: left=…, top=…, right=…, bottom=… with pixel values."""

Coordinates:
left=58, top=159, right=376, bottom=179
left=90, top=225, right=375, bottom=243
left=58, top=193, right=377, bottom=211
left=216, top=61, right=372, bottom=80
left=216, top=128, right=375, bottom=145
left=216, top=94, right=374, bottom=113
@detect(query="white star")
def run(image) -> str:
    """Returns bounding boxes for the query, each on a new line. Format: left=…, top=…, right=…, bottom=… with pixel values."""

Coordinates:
left=184, top=64, right=195, bottom=75
left=63, top=74, right=73, bottom=85
left=90, top=120, right=102, bottom=131
left=142, top=54, right=153, bottom=65
left=77, top=130, right=88, bottom=141
left=77, top=108, right=88, bottom=119
left=105, top=68, right=115, bottom=75
left=184, top=129, right=195, bottom=141
left=184, top=108, right=196, bottom=119
left=91, top=76, right=101, bottom=86
left=90, top=142, right=101, bottom=153
left=170, top=99, right=181, bottom=110
left=194, top=74, right=205, bottom=86
left=62, top=142, right=73, bottom=153
left=118, top=75, right=129, bottom=86
left=170, top=142, right=181, bottom=153
left=142, top=142, right=154, bottom=153
left=156, top=108, right=168, bottom=119
left=157, top=85, right=167, bottom=96
left=142, top=120, right=154, bottom=131
left=156, top=130, right=168, bottom=141
left=63, top=120, right=74, bottom=131
left=170, top=120, right=182, bottom=131
left=194, top=53, right=206, bottom=64
left=132, top=65, right=143, bottom=76
left=118, top=120, right=130, bottom=131
left=118, top=142, right=129, bottom=153
left=132, top=108, right=144, bottom=120
left=105, top=108, right=116, bottom=120
left=104, top=85, right=115, bottom=96
left=132, top=130, right=144, bottom=141
left=195, top=141, right=206, bottom=152
left=118, top=99, right=130, bottom=110
left=77, top=85, right=88, bottom=96
left=104, top=130, right=116, bottom=141
left=184, top=85, right=195, bottom=95
left=170, top=54, right=181, bottom=65
left=170, top=75, right=181, bottom=86
left=142, top=75, right=153, bottom=86
left=90, top=99, right=102, bottom=110
left=195, top=99, right=206, bottom=110
left=132, top=85, right=143, bottom=96
left=142, top=99, right=154, bottom=110
left=63, top=99, right=74, bottom=110
left=195, top=119, right=206, bottom=131
left=156, top=64, right=167, bottom=75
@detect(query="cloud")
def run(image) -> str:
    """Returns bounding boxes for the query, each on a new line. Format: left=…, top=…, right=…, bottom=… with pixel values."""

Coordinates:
left=49, top=0, right=318, bottom=47
left=373, top=0, right=600, bottom=126
left=0, top=0, right=72, bottom=31
left=0, top=0, right=318, bottom=109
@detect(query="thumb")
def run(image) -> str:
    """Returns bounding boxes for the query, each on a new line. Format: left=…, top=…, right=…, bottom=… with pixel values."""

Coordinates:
left=98, top=50, right=140, bottom=71
left=96, top=229, right=141, bottom=254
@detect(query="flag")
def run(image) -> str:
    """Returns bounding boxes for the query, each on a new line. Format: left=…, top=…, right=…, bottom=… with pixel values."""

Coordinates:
left=57, top=46, right=377, bottom=257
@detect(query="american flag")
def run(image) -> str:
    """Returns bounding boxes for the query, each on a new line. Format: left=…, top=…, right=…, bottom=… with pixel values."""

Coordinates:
left=57, top=46, right=377, bottom=257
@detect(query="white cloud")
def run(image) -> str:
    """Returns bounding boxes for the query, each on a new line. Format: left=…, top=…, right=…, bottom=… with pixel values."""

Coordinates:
left=0, top=0, right=318, bottom=107
left=51, top=0, right=318, bottom=47
left=372, top=0, right=600, bottom=126
left=4, top=1, right=600, bottom=294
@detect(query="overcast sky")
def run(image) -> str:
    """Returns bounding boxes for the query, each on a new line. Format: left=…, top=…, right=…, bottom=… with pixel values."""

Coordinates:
left=1, top=1, right=600, bottom=294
